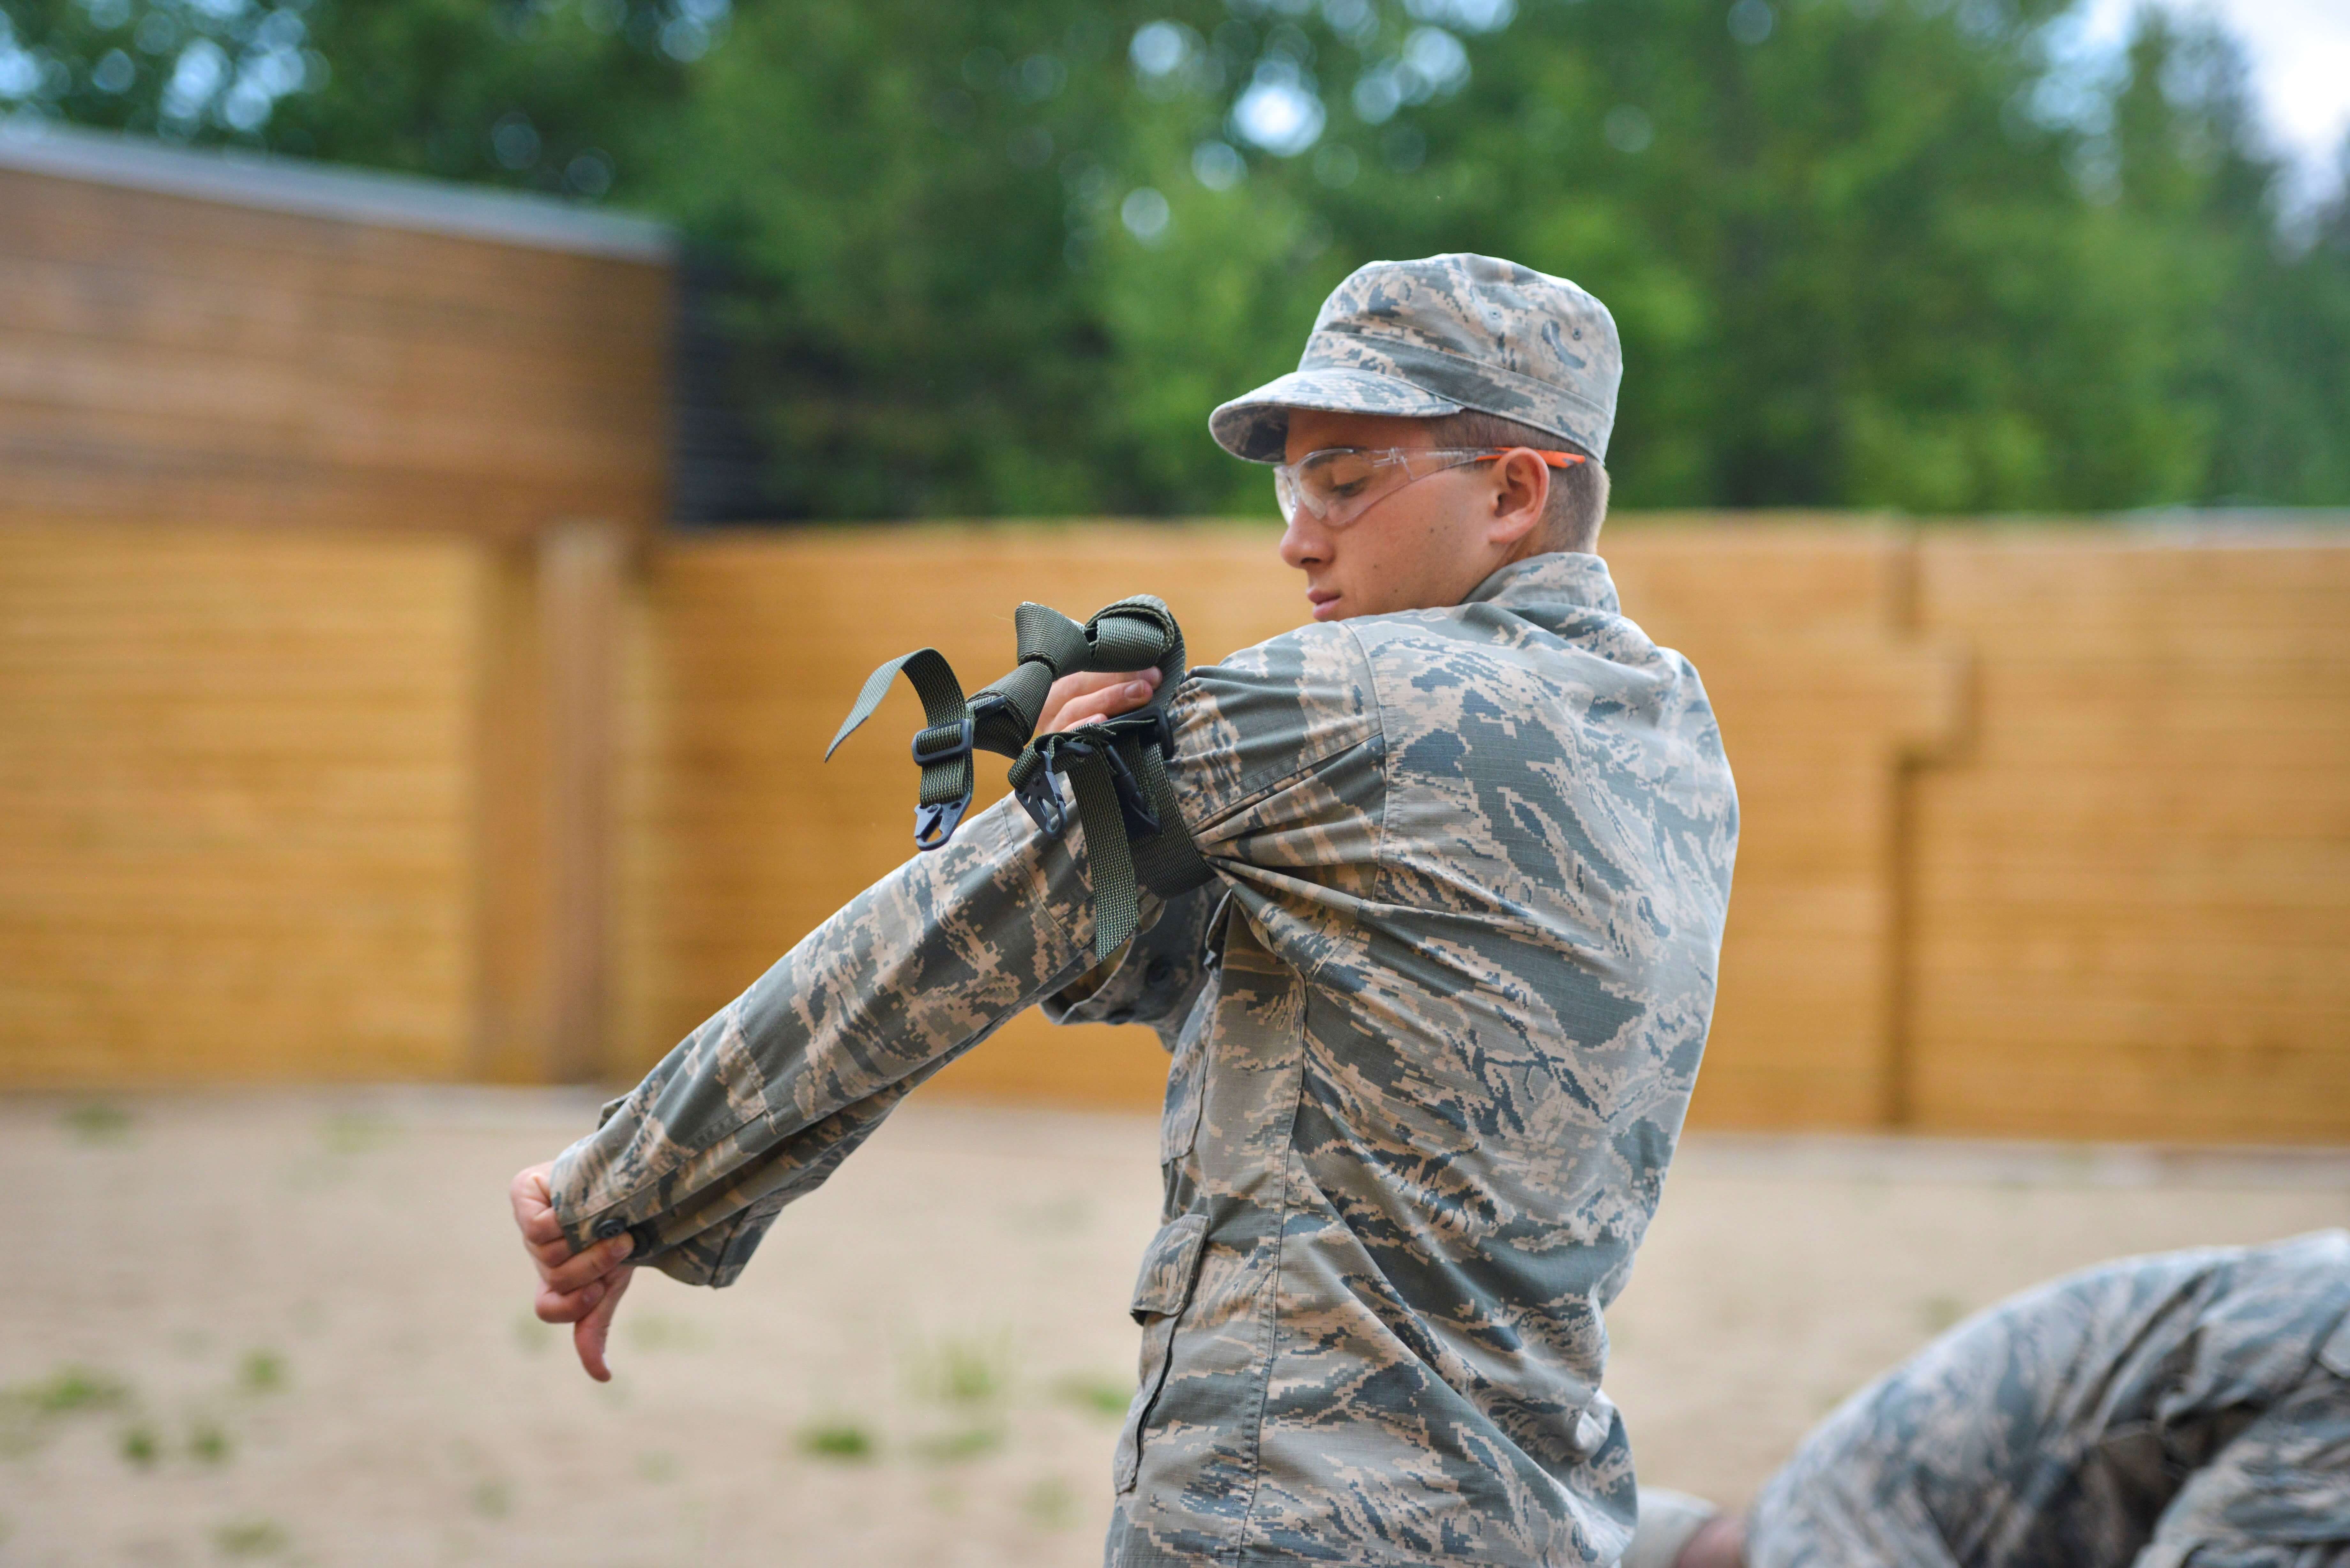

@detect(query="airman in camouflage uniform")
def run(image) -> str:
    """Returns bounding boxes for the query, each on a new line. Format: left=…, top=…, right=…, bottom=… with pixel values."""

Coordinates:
left=1629, top=1231, right=2350, bottom=1568
left=516, top=255, right=1740, bottom=1567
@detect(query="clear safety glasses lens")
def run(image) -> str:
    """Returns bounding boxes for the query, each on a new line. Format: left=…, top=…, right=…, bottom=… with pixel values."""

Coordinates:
left=1273, top=447, right=1587, bottom=528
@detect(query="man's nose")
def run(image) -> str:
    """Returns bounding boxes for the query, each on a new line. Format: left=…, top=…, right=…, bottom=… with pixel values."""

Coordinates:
left=1278, top=512, right=1329, bottom=570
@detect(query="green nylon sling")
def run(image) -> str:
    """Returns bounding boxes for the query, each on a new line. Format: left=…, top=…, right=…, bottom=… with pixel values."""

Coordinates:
left=825, top=595, right=1215, bottom=963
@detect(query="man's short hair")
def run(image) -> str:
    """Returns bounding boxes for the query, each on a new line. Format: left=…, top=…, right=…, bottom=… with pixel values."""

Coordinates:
left=1422, top=410, right=1611, bottom=554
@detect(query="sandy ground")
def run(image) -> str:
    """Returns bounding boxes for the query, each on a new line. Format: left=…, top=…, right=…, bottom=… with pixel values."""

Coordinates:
left=2, top=1091, right=2346, bottom=1567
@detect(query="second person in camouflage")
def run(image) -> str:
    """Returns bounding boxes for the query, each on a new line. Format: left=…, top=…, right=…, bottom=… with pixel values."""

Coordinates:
left=1627, top=1231, right=2350, bottom=1568
left=509, top=253, right=1740, bottom=1568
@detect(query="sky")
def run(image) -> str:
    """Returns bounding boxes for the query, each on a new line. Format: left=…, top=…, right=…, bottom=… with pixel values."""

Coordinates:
left=2073, top=0, right=2350, bottom=210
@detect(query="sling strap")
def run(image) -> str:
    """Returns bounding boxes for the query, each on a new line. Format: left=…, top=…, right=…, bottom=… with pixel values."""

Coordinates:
left=826, top=596, right=1215, bottom=961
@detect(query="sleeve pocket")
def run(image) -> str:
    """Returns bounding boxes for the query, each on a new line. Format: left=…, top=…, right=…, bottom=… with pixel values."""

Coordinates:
left=1114, top=1210, right=1210, bottom=1493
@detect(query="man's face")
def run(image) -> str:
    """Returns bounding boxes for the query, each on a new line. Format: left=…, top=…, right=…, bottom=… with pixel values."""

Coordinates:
left=1277, top=408, right=1544, bottom=622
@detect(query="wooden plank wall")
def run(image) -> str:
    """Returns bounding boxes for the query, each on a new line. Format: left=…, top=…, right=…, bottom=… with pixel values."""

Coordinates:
left=0, top=164, right=669, bottom=539
left=1907, top=532, right=2350, bottom=1141
left=0, top=518, right=482, bottom=1082
left=0, top=151, right=666, bottom=1089
left=4, top=515, right=2343, bottom=1142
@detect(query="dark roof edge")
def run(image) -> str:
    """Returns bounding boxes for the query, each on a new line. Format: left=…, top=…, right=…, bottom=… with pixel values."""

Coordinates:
left=0, top=118, right=676, bottom=263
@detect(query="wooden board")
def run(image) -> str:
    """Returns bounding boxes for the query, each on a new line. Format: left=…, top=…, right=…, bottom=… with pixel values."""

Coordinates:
left=0, top=167, right=669, bottom=540
left=0, top=519, right=481, bottom=1084
left=1906, top=533, right=2350, bottom=1141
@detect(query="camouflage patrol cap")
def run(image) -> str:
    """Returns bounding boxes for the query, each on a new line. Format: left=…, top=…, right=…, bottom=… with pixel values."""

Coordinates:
left=1210, top=253, right=1623, bottom=464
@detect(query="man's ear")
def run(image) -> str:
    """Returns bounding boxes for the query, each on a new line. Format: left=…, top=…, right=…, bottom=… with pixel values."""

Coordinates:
left=1486, top=448, right=1551, bottom=544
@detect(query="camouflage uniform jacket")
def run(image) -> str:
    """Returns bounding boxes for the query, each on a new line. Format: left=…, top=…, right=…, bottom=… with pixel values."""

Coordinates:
left=1748, top=1231, right=2350, bottom=1568
left=550, top=552, right=1739, bottom=1567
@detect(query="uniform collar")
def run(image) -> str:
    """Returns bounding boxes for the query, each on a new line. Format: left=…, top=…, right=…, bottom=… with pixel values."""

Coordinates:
left=1460, top=551, right=1620, bottom=618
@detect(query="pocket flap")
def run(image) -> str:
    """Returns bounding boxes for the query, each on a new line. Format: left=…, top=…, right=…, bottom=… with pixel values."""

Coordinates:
left=1130, top=1211, right=1209, bottom=1323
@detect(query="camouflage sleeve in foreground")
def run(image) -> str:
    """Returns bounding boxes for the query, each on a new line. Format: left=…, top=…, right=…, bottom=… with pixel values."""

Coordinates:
left=547, top=798, right=1099, bottom=1286
left=544, top=618, right=1376, bottom=1290
left=1746, top=1230, right=2350, bottom=1568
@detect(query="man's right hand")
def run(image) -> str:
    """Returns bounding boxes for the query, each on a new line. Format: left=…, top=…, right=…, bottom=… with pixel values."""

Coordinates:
left=1037, top=667, right=1161, bottom=734
left=508, top=1162, right=636, bottom=1382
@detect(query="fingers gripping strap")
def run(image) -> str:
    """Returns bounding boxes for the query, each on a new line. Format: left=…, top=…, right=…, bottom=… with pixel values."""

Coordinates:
left=825, top=594, right=1215, bottom=957
left=1085, top=598, right=1187, bottom=696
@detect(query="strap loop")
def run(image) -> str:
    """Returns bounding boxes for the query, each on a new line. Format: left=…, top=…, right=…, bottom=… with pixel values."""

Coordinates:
left=828, top=596, right=1218, bottom=960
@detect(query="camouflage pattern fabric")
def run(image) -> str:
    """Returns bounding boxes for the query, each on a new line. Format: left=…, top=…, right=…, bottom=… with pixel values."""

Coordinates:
left=1210, top=253, right=1624, bottom=464
left=550, top=551, right=1739, bottom=1567
left=1747, top=1231, right=2350, bottom=1568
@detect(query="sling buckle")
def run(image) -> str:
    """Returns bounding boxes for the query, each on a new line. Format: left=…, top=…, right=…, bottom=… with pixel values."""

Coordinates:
left=913, top=795, right=971, bottom=852
left=1095, top=735, right=1162, bottom=838
left=911, top=718, right=974, bottom=767
left=1013, top=768, right=1068, bottom=836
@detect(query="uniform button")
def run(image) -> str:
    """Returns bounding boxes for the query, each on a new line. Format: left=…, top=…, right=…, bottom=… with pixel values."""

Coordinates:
left=594, top=1218, right=625, bottom=1240
left=1144, top=959, right=1173, bottom=986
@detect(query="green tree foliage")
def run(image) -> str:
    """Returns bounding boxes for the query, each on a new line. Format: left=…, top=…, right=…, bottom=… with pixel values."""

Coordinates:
left=0, top=0, right=708, bottom=191
left=5, top=0, right=2345, bottom=516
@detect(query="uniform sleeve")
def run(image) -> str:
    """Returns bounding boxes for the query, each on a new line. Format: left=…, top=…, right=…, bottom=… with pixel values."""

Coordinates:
left=549, top=796, right=1100, bottom=1286
left=551, top=618, right=1384, bottom=1288
left=1162, top=619, right=1387, bottom=953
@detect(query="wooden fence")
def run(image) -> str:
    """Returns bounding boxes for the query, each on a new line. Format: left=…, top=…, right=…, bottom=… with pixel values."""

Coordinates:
left=10, top=514, right=2339, bottom=1143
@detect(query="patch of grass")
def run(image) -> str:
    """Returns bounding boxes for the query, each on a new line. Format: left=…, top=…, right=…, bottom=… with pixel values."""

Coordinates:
left=1053, top=1373, right=1132, bottom=1421
left=795, top=1420, right=877, bottom=1463
left=188, top=1419, right=233, bottom=1465
left=213, top=1516, right=288, bottom=1557
left=469, top=1479, right=511, bottom=1519
left=914, top=1425, right=1004, bottom=1464
left=1024, top=1475, right=1078, bottom=1529
left=914, top=1335, right=1011, bottom=1408
left=238, top=1350, right=287, bottom=1395
left=8, top=1366, right=132, bottom=1415
left=1917, top=1293, right=1969, bottom=1334
left=319, top=1113, right=396, bottom=1155
left=63, top=1102, right=133, bottom=1142
left=120, top=1423, right=160, bottom=1468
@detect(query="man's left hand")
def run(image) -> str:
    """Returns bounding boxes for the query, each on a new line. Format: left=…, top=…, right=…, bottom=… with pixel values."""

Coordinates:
left=509, top=1161, right=636, bottom=1382
left=1038, top=667, right=1161, bottom=734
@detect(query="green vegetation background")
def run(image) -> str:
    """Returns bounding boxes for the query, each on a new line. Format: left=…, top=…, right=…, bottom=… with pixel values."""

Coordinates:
left=10, top=0, right=2348, bottom=518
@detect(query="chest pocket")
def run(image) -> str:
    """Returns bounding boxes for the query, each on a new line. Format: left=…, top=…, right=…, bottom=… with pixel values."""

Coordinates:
left=1114, top=1210, right=1209, bottom=1493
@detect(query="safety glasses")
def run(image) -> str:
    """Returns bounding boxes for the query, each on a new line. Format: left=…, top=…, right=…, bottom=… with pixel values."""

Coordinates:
left=1272, top=446, right=1587, bottom=530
